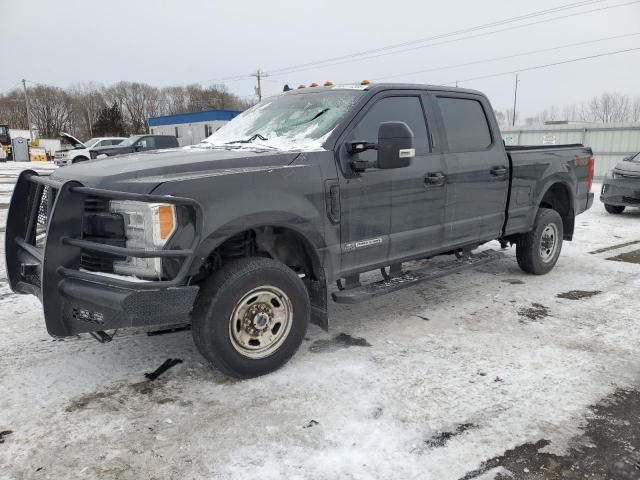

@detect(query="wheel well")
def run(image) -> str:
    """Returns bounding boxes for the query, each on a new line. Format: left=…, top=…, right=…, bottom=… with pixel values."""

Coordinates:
left=539, top=183, right=574, bottom=240
left=72, top=156, right=88, bottom=163
left=198, top=226, right=328, bottom=330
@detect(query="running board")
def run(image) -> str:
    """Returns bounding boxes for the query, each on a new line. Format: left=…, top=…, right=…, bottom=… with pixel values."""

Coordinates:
left=332, top=249, right=504, bottom=304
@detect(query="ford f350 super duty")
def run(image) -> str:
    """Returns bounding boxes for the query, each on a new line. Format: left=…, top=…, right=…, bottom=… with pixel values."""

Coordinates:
left=5, top=83, right=594, bottom=378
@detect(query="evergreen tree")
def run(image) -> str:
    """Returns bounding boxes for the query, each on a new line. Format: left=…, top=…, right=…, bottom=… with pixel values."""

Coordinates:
left=93, top=102, right=127, bottom=136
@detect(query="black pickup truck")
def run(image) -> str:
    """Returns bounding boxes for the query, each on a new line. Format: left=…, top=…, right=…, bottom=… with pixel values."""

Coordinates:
left=89, top=134, right=179, bottom=159
left=5, top=83, right=594, bottom=378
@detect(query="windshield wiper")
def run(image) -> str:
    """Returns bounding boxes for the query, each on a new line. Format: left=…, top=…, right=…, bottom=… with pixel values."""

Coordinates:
left=309, top=108, right=329, bottom=122
left=225, top=133, right=268, bottom=144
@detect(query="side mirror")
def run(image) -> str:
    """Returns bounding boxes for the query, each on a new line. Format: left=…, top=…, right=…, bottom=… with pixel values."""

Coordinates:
left=377, top=121, right=414, bottom=169
left=133, top=143, right=144, bottom=152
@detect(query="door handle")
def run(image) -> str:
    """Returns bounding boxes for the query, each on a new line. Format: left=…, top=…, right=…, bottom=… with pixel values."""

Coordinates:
left=424, top=172, right=445, bottom=186
left=490, top=166, right=508, bottom=176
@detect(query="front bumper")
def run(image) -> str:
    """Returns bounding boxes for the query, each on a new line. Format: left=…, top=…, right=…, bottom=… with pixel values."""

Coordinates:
left=600, top=174, right=640, bottom=207
left=5, top=170, right=202, bottom=337
left=54, top=157, right=70, bottom=166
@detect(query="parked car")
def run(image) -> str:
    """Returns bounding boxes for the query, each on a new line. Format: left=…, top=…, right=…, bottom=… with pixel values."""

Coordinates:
left=54, top=133, right=125, bottom=166
left=5, top=83, right=594, bottom=378
left=600, top=152, right=640, bottom=214
left=89, top=134, right=179, bottom=159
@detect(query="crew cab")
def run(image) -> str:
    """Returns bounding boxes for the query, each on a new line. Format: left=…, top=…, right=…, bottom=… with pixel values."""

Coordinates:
left=600, top=151, right=640, bottom=214
left=90, top=134, right=179, bottom=159
left=54, top=133, right=125, bottom=166
left=5, top=83, right=594, bottom=378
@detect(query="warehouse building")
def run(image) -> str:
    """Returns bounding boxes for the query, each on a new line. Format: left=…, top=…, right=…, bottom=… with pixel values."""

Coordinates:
left=148, top=109, right=241, bottom=146
left=501, top=122, right=640, bottom=177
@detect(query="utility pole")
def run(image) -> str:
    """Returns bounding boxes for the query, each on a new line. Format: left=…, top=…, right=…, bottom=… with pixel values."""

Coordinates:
left=512, top=73, right=519, bottom=127
left=252, top=69, right=267, bottom=102
left=22, top=79, right=34, bottom=141
left=87, top=107, right=93, bottom=137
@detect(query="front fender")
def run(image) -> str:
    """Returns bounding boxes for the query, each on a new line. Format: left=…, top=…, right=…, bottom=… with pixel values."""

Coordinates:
left=151, top=163, right=334, bottom=277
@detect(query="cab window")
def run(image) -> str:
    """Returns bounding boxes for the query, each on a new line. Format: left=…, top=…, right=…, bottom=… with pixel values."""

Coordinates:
left=138, top=137, right=156, bottom=149
left=348, top=96, right=429, bottom=162
left=437, top=97, right=492, bottom=152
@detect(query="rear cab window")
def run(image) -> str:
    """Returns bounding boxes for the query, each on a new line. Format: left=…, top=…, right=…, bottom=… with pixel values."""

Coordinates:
left=158, top=136, right=178, bottom=148
left=436, top=96, right=492, bottom=153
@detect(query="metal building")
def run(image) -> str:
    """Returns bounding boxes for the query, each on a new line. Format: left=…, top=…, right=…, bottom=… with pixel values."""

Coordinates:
left=148, top=109, right=241, bottom=146
left=501, top=123, right=640, bottom=177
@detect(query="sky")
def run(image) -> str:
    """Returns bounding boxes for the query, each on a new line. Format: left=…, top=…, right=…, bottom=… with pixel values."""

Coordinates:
left=1, top=0, right=639, bottom=119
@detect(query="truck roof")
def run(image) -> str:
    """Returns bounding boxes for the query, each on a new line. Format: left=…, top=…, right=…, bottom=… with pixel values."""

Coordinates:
left=283, top=82, right=485, bottom=97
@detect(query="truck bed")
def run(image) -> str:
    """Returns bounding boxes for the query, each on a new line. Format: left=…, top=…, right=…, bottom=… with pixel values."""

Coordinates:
left=504, top=143, right=594, bottom=237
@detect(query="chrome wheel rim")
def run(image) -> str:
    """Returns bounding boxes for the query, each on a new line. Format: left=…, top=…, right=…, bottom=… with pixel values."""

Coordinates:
left=228, top=286, right=293, bottom=359
left=539, top=223, right=559, bottom=263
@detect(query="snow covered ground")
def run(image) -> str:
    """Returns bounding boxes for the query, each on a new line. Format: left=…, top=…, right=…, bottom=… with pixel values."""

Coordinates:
left=1, top=163, right=639, bottom=479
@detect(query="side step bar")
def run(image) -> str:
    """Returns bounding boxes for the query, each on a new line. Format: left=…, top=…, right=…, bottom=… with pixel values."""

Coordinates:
left=332, top=249, right=503, bottom=304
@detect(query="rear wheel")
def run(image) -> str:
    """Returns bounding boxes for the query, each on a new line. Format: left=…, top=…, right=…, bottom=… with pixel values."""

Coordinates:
left=191, top=257, right=310, bottom=379
left=516, top=208, right=563, bottom=275
left=604, top=204, right=625, bottom=214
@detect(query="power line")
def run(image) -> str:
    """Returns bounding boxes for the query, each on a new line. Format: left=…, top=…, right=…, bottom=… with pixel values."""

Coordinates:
left=267, top=0, right=640, bottom=78
left=22, top=80, right=34, bottom=141
left=439, top=46, right=640, bottom=85
left=185, top=0, right=612, bottom=85
left=268, top=0, right=607, bottom=75
left=0, top=82, right=22, bottom=96
left=373, top=31, right=640, bottom=81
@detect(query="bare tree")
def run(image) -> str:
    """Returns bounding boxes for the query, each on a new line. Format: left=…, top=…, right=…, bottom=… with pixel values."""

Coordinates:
left=69, top=82, right=107, bottom=138
left=0, top=79, right=252, bottom=139
left=27, top=85, right=72, bottom=138
left=0, top=88, right=28, bottom=129
left=630, top=97, right=640, bottom=123
left=589, top=92, right=630, bottom=123
left=107, top=82, right=163, bottom=133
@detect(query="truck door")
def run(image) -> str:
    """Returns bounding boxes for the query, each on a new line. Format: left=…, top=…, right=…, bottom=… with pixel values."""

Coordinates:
left=337, top=120, right=393, bottom=277
left=337, top=93, right=447, bottom=275
left=383, top=94, right=446, bottom=262
left=433, top=94, right=509, bottom=246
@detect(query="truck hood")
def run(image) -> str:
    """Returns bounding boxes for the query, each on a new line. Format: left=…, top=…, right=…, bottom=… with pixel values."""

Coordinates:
left=50, top=147, right=300, bottom=192
left=60, top=132, right=86, bottom=148
left=613, top=159, right=640, bottom=177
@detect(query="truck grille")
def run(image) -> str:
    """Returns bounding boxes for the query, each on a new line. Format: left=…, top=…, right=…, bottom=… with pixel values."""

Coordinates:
left=35, top=186, right=56, bottom=248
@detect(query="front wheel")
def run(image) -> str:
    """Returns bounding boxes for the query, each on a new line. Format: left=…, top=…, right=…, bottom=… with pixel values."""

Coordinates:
left=516, top=208, right=564, bottom=275
left=72, top=156, right=89, bottom=164
left=604, top=204, right=625, bottom=214
left=191, top=257, right=310, bottom=379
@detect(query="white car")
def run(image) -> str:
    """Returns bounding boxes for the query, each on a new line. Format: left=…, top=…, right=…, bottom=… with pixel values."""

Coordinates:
left=54, top=133, right=126, bottom=166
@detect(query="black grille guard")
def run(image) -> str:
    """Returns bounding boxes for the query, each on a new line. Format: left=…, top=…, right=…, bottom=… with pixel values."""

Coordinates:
left=5, top=170, right=203, bottom=336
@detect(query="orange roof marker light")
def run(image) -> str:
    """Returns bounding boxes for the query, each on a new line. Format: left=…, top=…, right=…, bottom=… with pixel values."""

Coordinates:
left=360, top=79, right=371, bottom=86
left=309, top=82, right=319, bottom=87
left=297, top=84, right=306, bottom=89
left=324, top=81, right=334, bottom=86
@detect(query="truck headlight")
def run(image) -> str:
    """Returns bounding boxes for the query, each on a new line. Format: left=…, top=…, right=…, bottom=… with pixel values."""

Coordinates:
left=109, top=201, right=176, bottom=279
